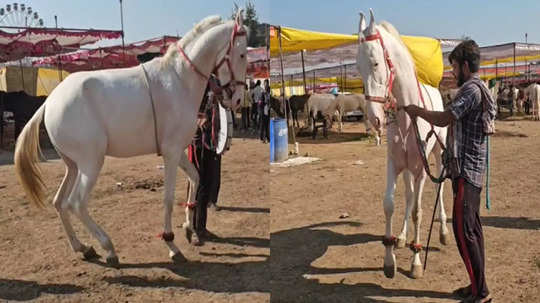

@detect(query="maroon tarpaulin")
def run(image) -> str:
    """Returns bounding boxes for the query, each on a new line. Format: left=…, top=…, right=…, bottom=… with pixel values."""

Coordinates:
left=0, top=27, right=122, bottom=62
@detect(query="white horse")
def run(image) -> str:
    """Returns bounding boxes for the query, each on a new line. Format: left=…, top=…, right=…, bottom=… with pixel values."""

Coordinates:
left=525, top=83, right=540, bottom=120
left=356, top=10, right=449, bottom=279
left=14, top=14, right=248, bottom=264
left=325, top=93, right=382, bottom=145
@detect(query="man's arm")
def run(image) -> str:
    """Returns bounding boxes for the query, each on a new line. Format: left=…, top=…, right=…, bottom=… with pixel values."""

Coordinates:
left=404, top=105, right=455, bottom=127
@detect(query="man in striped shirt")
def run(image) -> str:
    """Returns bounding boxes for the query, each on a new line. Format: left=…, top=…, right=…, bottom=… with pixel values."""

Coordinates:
left=404, top=40, right=494, bottom=303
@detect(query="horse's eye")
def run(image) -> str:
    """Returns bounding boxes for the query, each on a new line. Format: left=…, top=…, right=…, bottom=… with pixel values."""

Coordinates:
left=240, top=54, right=245, bottom=59
left=374, top=62, right=379, bottom=67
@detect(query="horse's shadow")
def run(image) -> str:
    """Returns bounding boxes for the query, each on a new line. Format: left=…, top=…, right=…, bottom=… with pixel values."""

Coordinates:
left=270, top=221, right=452, bottom=302
left=0, top=279, right=84, bottom=301
left=85, top=233, right=270, bottom=294
left=296, top=131, right=375, bottom=145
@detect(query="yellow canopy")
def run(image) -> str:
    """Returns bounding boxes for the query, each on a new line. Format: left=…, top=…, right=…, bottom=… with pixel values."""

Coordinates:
left=270, top=26, right=443, bottom=87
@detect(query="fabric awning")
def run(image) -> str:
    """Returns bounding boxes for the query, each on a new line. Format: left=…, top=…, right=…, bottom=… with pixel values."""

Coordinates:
left=0, top=27, right=122, bottom=62
left=270, top=25, right=443, bottom=87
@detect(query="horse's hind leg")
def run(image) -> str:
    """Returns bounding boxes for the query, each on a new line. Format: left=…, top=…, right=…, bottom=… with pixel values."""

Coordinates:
left=53, top=153, right=96, bottom=258
left=433, top=143, right=449, bottom=245
left=410, top=172, right=427, bottom=279
left=68, top=156, right=118, bottom=264
left=396, top=170, right=414, bottom=248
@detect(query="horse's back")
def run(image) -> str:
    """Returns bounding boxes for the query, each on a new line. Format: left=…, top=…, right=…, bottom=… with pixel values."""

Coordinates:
left=43, top=65, right=158, bottom=158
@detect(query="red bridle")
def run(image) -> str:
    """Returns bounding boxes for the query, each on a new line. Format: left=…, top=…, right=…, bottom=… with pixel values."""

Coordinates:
left=360, top=30, right=396, bottom=110
left=177, top=23, right=247, bottom=104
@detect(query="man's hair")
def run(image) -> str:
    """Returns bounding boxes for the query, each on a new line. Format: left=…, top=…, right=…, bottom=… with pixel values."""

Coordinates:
left=449, top=40, right=480, bottom=73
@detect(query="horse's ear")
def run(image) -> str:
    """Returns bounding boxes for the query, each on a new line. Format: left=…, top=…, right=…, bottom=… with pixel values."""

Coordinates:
left=367, top=8, right=376, bottom=34
left=358, top=12, right=366, bottom=41
left=235, top=9, right=244, bottom=27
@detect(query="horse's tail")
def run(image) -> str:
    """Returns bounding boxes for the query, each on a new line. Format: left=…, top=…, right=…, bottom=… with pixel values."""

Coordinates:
left=14, top=104, right=47, bottom=208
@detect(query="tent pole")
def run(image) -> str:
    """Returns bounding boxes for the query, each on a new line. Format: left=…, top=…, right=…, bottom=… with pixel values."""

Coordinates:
left=513, top=42, right=516, bottom=85
left=119, top=0, right=126, bottom=64
left=277, top=26, right=296, bottom=143
left=300, top=50, right=307, bottom=94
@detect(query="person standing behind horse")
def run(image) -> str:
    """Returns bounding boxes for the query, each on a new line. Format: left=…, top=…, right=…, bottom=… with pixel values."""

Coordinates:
left=404, top=40, right=495, bottom=303
left=187, top=78, right=223, bottom=246
left=251, top=80, right=264, bottom=130
left=241, top=83, right=251, bottom=130
left=259, top=79, right=270, bottom=143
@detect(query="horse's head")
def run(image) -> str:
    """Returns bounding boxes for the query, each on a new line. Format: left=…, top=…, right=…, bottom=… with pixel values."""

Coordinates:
left=356, top=9, right=391, bottom=132
left=214, top=10, right=248, bottom=112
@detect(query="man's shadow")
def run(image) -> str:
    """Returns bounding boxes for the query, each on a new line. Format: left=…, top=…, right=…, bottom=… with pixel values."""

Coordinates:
left=270, top=221, right=452, bottom=303
left=0, top=279, right=84, bottom=301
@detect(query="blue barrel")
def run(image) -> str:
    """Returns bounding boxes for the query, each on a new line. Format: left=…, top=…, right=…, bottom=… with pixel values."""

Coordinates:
left=270, top=118, right=288, bottom=162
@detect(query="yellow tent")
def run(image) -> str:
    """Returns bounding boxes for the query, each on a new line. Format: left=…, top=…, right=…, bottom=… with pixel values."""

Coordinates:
left=270, top=26, right=443, bottom=87
left=0, top=66, right=69, bottom=96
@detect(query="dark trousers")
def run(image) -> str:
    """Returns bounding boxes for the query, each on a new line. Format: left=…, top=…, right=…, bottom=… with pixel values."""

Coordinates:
left=191, top=145, right=221, bottom=233
left=241, top=107, right=250, bottom=129
left=260, top=114, right=269, bottom=141
left=452, top=177, right=489, bottom=298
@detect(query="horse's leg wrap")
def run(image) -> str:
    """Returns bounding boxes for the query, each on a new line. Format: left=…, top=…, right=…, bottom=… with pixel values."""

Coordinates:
left=382, top=235, right=397, bottom=247
left=409, top=241, right=423, bottom=253
left=159, top=232, right=175, bottom=242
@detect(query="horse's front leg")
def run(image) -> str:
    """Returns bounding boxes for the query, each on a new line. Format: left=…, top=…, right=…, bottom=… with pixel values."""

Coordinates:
left=410, top=171, right=427, bottom=279
left=396, top=170, right=414, bottom=248
left=178, top=151, right=199, bottom=243
left=382, top=157, right=398, bottom=278
left=161, top=153, right=185, bottom=262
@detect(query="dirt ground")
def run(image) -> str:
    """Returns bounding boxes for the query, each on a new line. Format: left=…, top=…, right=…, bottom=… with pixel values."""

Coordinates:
left=269, top=116, right=539, bottom=303
left=0, top=116, right=539, bottom=303
left=0, top=129, right=269, bottom=302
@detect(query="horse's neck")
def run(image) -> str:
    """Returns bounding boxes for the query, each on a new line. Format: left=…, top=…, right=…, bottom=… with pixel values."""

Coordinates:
left=381, top=29, right=421, bottom=108
left=179, top=24, right=230, bottom=80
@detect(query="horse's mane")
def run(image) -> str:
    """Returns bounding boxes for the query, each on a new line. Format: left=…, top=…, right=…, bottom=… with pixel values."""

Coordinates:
left=379, top=21, right=414, bottom=63
left=162, top=15, right=223, bottom=66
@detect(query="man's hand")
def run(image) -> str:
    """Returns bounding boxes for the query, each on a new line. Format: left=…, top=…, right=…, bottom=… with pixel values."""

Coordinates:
left=404, top=104, right=422, bottom=120
left=197, top=117, right=207, bottom=128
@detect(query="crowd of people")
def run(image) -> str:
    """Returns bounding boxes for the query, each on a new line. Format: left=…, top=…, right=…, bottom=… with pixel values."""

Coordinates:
left=239, top=78, right=271, bottom=143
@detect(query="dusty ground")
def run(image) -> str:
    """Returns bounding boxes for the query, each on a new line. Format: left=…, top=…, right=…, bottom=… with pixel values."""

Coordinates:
left=1, top=116, right=539, bottom=303
left=270, top=116, right=539, bottom=302
left=0, top=129, right=270, bottom=302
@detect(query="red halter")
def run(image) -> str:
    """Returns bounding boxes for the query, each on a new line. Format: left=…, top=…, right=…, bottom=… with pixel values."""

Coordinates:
left=178, top=23, right=247, bottom=101
left=360, top=30, right=396, bottom=109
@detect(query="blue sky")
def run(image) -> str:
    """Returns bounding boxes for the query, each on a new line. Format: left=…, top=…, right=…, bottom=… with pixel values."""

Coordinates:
left=3, top=1, right=538, bottom=47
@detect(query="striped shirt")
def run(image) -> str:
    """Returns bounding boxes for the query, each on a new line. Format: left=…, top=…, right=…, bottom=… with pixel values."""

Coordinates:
left=448, top=76, right=491, bottom=188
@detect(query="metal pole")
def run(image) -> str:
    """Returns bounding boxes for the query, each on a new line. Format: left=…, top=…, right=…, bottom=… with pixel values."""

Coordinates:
left=344, top=64, right=347, bottom=92
left=300, top=50, right=307, bottom=94
left=55, top=15, right=63, bottom=81
left=495, top=59, right=498, bottom=81
left=119, top=0, right=126, bottom=64
left=277, top=26, right=296, bottom=143
left=513, top=42, right=516, bottom=84
left=526, top=33, right=528, bottom=82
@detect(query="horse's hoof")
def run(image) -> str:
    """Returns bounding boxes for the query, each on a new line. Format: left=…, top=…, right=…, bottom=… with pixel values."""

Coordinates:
left=106, top=256, right=119, bottom=266
left=171, top=251, right=187, bottom=263
left=396, top=237, right=407, bottom=248
left=410, top=264, right=424, bottom=279
left=383, top=263, right=396, bottom=278
left=183, top=224, right=193, bottom=243
left=82, top=246, right=100, bottom=260
left=440, top=232, right=449, bottom=246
